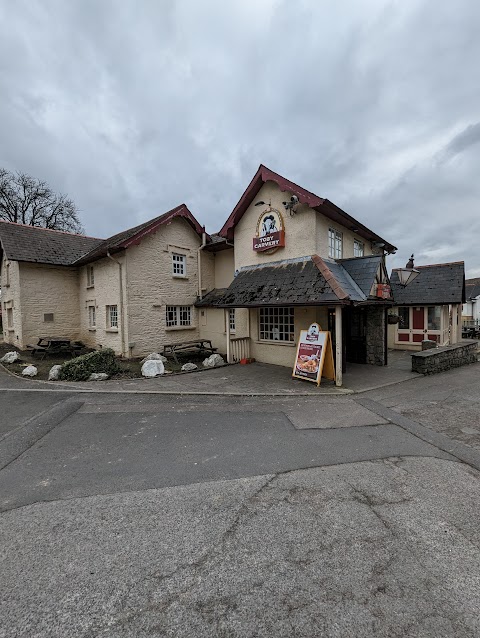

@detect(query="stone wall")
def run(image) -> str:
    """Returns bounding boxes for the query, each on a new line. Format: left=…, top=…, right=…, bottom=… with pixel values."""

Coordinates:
left=411, top=341, right=478, bottom=375
left=365, top=306, right=386, bottom=366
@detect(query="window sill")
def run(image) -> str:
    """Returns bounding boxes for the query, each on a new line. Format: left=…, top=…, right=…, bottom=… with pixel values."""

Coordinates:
left=7, top=328, right=15, bottom=332
left=254, top=339, right=296, bottom=347
left=88, top=328, right=96, bottom=332
left=172, top=275, right=188, bottom=280
left=86, top=285, right=95, bottom=289
left=106, top=328, right=119, bottom=333
left=165, top=325, right=196, bottom=332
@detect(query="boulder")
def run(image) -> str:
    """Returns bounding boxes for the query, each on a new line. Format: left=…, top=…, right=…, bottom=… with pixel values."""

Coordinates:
left=48, top=365, right=62, bottom=381
left=181, top=362, right=198, bottom=372
left=141, top=352, right=167, bottom=364
left=0, top=351, right=19, bottom=364
left=88, top=372, right=109, bottom=381
left=22, top=365, right=37, bottom=377
left=202, top=354, right=225, bottom=368
left=141, top=359, right=165, bottom=377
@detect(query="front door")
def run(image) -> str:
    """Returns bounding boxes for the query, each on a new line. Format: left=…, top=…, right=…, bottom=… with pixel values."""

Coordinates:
left=345, top=307, right=367, bottom=364
left=397, top=306, right=446, bottom=345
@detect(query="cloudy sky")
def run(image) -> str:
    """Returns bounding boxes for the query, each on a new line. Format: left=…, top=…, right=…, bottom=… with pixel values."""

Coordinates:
left=1, top=0, right=479, bottom=274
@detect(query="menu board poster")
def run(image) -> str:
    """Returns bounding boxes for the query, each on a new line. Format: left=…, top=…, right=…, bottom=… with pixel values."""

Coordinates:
left=292, top=323, right=335, bottom=385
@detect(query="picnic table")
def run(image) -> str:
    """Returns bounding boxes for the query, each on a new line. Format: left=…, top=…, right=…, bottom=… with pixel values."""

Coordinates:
left=26, top=337, right=84, bottom=360
left=162, top=339, right=217, bottom=364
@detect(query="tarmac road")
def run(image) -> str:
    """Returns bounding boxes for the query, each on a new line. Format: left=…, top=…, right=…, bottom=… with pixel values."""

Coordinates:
left=1, top=364, right=480, bottom=637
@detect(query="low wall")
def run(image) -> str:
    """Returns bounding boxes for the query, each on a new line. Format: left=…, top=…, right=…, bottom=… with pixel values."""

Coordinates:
left=411, top=341, right=478, bottom=375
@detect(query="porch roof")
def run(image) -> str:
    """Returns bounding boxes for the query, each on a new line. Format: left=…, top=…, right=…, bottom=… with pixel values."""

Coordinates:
left=196, top=255, right=389, bottom=308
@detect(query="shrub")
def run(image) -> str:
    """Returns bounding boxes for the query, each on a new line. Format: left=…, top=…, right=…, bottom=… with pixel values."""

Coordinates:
left=58, top=348, right=121, bottom=382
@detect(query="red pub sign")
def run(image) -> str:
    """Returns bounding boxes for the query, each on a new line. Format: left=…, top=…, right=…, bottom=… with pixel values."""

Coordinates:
left=253, top=208, right=285, bottom=253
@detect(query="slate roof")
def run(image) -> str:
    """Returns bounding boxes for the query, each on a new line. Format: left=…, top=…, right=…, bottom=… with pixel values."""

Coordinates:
left=74, top=204, right=206, bottom=265
left=0, top=205, right=207, bottom=267
left=218, top=164, right=397, bottom=253
left=0, top=221, right=102, bottom=266
left=340, top=255, right=383, bottom=298
left=390, top=262, right=465, bottom=305
left=465, top=278, right=480, bottom=300
left=196, top=255, right=389, bottom=308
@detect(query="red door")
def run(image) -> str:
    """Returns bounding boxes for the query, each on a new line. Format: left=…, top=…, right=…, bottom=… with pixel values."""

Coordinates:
left=412, top=307, right=425, bottom=342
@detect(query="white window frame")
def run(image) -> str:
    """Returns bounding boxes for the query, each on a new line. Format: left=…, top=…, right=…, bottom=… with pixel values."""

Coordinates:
left=259, top=307, right=295, bottom=343
left=228, top=309, right=236, bottom=333
left=328, top=228, right=343, bottom=259
left=107, top=304, right=118, bottom=329
left=6, top=307, right=13, bottom=329
left=353, top=239, right=364, bottom=257
left=88, top=305, right=96, bottom=328
left=172, top=253, right=187, bottom=277
left=165, top=305, right=192, bottom=328
left=87, top=265, right=95, bottom=287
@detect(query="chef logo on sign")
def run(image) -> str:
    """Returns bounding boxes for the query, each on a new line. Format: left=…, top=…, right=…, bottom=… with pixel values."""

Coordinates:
left=253, top=208, right=285, bottom=254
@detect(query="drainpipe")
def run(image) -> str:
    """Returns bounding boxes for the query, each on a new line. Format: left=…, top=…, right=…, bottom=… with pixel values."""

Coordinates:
left=107, top=251, right=126, bottom=357
left=197, top=229, right=207, bottom=299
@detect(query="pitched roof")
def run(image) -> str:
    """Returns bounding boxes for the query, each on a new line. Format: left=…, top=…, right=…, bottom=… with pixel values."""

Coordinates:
left=0, top=221, right=102, bottom=266
left=218, top=164, right=397, bottom=253
left=465, top=278, right=480, bottom=300
left=340, top=255, right=384, bottom=298
left=195, top=255, right=390, bottom=308
left=390, top=262, right=465, bottom=305
left=0, top=205, right=207, bottom=267
left=74, top=204, right=206, bottom=265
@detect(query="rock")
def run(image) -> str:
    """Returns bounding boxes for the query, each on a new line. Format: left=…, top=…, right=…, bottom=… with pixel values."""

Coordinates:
left=181, top=362, right=198, bottom=372
left=0, top=351, right=19, bottom=364
left=141, top=359, right=165, bottom=377
left=48, top=365, right=62, bottom=381
left=202, top=354, right=225, bottom=368
left=22, top=365, right=37, bottom=377
left=88, top=372, right=109, bottom=381
left=141, top=352, right=167, bottom=364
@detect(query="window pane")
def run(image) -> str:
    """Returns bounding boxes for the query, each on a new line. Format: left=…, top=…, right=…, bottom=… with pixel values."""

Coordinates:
left=398, top=307, right=409, bottom=329
left=427, top=306, right=441, bottom=330
left=172, top=254, right=186, bottom=276
left=108, top=305, right=118, bottom=328
left=259, top=307, right=294, bottom=342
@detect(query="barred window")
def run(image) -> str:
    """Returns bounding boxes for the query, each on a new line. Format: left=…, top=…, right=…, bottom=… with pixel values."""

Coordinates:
left=88, top=305, right=96, bottom=328
left=328, top=228, right=343, bottom=259
left=259, top=307, right=294, bottom=342
left=229, top=309, right=236, bottom=333
left=353, top=239, right=364, bottom=257
left=172, top=253, right=186, bottom=276
left=107, top=305, right=118, bottom=328
left=166, top=305, right=192, bottom=327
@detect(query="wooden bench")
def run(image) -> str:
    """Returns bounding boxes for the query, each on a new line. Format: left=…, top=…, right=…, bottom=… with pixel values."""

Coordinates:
left=26, top=338, right=85, bottom=360
left=162, top=339, right=217, bottom=364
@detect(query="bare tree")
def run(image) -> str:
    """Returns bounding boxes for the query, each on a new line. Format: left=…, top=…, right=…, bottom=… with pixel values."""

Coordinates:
left=0, top=168, right=84, bottom=233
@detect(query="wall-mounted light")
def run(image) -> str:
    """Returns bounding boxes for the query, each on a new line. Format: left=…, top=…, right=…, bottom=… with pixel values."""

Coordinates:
left=396, top=254, right=420, bottom=287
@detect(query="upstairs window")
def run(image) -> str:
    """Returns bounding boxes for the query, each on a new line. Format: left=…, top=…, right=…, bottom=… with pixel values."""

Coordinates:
left=172, top=253, right=186, bottom=277
left=328, top=228, right=343, bottom=259
left=87, top=266, right=95, bottom=287
left=354, top=239, right=364, bottom=257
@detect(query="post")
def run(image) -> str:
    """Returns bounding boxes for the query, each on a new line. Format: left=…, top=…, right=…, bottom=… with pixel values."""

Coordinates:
left=335, top=306, right=343, bottom=387
left=225, top=308, right=231, bottom=363
left=451, top=304, right=459, bottom=344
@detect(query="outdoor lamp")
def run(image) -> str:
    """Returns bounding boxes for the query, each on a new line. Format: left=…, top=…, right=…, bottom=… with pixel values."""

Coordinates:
left=396, top=254, right=420, bottom=287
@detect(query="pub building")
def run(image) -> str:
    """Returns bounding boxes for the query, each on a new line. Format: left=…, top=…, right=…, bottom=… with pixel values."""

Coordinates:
left=196, top=165, right=396, bottom=386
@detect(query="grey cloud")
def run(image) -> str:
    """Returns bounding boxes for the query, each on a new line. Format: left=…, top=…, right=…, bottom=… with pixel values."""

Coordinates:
left=1, top=0, right=480, bottom=274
